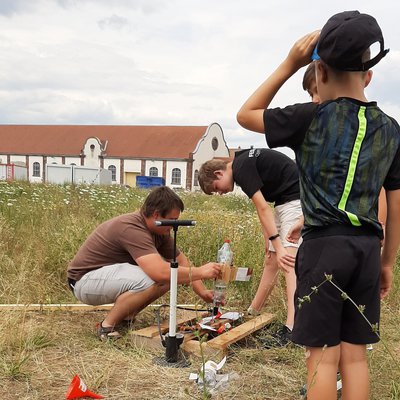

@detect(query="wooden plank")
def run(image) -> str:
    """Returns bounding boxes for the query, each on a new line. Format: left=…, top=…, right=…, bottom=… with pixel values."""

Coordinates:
left=0, top=303, right=115, bottom=311
left=182, top=339, right=219, bottom=358
left=131, top=311, right=275, bottom=357
left=130, top=335, right=163, bottom=351
left=0, top=303, right=198, bottom=312
left=131, top=310, right=200, bottom=339
left=206, top=312, right=274, bottom=350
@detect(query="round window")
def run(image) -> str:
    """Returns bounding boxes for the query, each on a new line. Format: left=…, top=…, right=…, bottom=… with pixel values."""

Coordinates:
left=211, top=137, right=218, bottom=151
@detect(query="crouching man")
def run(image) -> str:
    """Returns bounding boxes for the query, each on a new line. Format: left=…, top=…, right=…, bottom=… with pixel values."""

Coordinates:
left=67, top=186, right=221, bottom=340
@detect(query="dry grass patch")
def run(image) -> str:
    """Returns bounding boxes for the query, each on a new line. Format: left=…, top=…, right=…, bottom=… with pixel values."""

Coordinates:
left=0, top=183, right=399, bottom=399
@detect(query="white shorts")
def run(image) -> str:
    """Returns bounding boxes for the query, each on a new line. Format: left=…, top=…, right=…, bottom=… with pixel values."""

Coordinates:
left=268, top=199, right=303, bottom=252
left=73, top=263, right=155, bottom=305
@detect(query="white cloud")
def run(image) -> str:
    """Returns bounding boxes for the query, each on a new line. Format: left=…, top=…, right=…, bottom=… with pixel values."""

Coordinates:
left=0, top=0, right=399, bottom=152
left=98, top=14, right=131, bottom=31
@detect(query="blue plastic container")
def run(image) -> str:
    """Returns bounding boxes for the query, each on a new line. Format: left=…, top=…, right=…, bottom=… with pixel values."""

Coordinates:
left=136, top=176, right=165, bottom=188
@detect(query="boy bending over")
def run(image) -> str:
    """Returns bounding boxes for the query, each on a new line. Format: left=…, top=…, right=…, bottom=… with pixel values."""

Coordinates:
left=198, top=148, right=300, bottom=346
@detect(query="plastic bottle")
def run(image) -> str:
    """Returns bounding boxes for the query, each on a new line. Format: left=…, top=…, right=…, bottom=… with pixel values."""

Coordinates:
left=198, top=361, right=218, bottom=388
left=217, top=239, right=233, bottom=265
left=213, top=240, right=233, bottom=316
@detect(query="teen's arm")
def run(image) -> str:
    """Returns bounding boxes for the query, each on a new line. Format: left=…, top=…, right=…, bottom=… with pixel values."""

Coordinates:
left=251, top=190, right=296, bottom=272
left=378, top=188, right=387, bottom=225
left=135, top=253, right=220, bottom=285
left=176, top=252, right=214, bottom=303
left=237, top=31, right=319, bottom=133
left=380, top=189, right=400, bottom=298
left=286, top=215, right=304, bottom=243
left=378, top=188, right=387, bottom=246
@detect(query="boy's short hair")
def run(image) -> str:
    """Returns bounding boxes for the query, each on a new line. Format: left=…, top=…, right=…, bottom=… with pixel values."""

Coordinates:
left=315, top=10, right=389, bottom=71
left=198, top=159, right=228, bottom=195
left=141, top=186, right=184, bottom=217
left=302, top=62, right=316, bottom=91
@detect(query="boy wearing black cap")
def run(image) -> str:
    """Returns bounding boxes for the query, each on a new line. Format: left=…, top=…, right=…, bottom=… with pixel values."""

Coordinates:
left=237, top=11, right=400, bottom=400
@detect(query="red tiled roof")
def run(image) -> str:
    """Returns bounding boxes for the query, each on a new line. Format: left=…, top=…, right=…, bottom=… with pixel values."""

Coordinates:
left=0, top=125, right=208, bottom=159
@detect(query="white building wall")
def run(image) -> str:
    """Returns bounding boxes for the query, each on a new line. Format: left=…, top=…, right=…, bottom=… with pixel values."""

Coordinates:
left=47, top=156, right=63, bottom=165
left=83, top=137, right=102, bottom=168
left=145, top=160, right=163, bottom=177
left=103, top=158, right=121, bottom=184
left=0, top=155, right=7, bottom=164
left=28, top=156, right=44, bottom=183
left=65, top=157, right=81, bottom=165
left=166, top=160, right=187, bottom=189
left=191, top=123, right=230, bottom=191
left=9, top=155, right=26, bottom=164
left=124, top=159, right=142, bottom=172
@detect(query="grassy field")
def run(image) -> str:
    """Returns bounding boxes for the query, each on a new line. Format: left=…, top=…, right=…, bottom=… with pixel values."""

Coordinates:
left=0, top=181, right=399, bottom=399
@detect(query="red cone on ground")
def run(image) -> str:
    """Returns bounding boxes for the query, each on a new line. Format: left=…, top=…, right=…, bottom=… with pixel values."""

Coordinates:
left=66, top=374, right=104, bottom=399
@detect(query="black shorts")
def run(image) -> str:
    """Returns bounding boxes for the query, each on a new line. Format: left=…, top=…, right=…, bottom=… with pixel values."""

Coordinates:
left=291, top=234, right=381, bottom=347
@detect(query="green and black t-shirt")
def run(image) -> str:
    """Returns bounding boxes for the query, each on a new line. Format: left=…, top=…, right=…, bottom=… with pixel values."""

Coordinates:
left=264, top=98, right=400, bottom=239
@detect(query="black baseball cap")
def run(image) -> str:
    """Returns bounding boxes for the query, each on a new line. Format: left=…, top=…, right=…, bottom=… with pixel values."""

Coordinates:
left=313, top=10, right=389, bottom=71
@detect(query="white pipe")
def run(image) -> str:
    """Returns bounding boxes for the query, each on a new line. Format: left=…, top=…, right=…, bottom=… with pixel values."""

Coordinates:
left=168, top=267, right=178, bottom=336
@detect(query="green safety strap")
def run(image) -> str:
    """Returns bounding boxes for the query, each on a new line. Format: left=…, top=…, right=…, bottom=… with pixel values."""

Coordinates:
left=337, top=106, right=367, bottom=226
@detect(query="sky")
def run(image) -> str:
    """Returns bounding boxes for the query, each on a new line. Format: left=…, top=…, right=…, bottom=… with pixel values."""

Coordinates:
left=1, top=0, right=399, bottom=157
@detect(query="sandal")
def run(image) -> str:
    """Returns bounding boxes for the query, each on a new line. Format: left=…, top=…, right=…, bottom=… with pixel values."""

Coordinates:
left=96, top=321, right=122, bottom=341
left=117, top=318, right=136, bottom=330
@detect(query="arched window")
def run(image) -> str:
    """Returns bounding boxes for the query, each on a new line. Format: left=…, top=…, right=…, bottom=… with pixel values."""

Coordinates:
left=32, top=162, right=41, bottom=177
left=108, top=165, right=117, bottom=181
left=149, top=167, right=158, bottom=177
left=211, top=137, right=219, bottom=151
left=193, top=170, right=199, bottom=186
left=171, top=168, right=181, bottom=185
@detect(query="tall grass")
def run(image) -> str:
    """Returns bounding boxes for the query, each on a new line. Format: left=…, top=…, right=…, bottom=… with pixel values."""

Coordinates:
left=0, top=181, right=399, bottom=399
left=0, top=182, right=266, bottom=304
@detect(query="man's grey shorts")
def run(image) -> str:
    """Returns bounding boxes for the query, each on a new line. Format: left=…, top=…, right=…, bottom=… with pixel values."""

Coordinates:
left=268, top=199, right=303, bottom=252
left=73, top=263, right=155, bottom=305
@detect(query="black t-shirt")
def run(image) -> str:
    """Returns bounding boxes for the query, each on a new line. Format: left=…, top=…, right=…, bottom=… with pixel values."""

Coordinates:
left=232, top=148, right=300, bottom=206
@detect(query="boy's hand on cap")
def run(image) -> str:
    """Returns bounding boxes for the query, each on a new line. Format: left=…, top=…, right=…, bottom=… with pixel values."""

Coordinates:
left=286, top=30, right=320, bottom=71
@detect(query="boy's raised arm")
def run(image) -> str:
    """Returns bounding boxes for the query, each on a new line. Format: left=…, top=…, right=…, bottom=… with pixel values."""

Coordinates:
left=237, top=31, right=320, bottom=133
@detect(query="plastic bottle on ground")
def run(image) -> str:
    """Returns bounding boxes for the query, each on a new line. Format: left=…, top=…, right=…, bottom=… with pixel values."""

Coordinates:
left=213, top=240, right=233, bottom=316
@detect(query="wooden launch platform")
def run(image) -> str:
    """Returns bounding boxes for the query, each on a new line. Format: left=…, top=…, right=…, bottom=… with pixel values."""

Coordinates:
left=1, top=303, right=274, bottom=357
left=130, top=310, right=274, bottom=358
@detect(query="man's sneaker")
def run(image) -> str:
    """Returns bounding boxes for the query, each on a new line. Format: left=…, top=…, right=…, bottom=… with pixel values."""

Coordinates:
left=259, top=324, right=292, bottom=348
